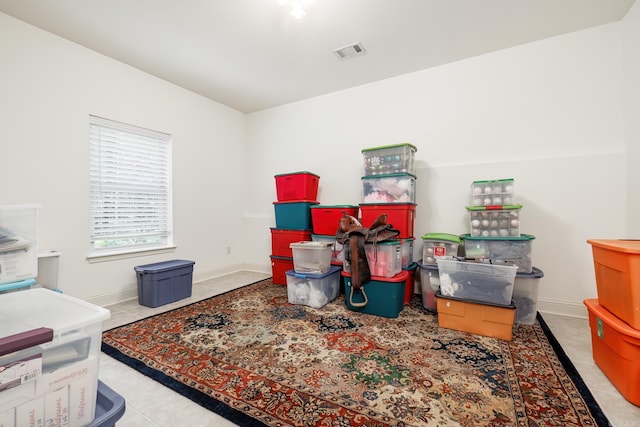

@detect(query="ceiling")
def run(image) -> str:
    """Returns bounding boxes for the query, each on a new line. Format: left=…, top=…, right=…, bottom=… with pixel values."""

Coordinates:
left=0, top=0, right=635, bottom=113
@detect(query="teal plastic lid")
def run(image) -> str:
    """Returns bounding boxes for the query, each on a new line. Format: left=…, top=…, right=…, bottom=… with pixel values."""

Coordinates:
left=361, top=143, right=417, bottom=153
left=361, top=173, right=416, bottom=180
left=472, top=178, right=514, bottom=184
left=310, top=205, right=358, bottom=209
left=460, top=233, right=535, bottom=241
left=421, top=233, right=461, bottom=243
left=274, top=171, right=319, bottom=178
left=466, top=204, right=522, bottom=211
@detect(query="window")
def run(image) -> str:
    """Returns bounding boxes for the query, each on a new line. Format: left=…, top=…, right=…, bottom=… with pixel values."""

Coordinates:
left=89, top=115, right=172, bottom=256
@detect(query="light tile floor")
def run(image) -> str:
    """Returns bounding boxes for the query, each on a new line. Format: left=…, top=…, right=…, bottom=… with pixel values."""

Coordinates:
left=98, top=271, right=640, bottom=427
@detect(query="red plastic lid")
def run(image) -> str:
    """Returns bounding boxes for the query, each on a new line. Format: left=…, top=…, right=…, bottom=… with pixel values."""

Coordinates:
left=340, top=270, right=409, bottom=283
left=273, top=200, right=319, bottom=205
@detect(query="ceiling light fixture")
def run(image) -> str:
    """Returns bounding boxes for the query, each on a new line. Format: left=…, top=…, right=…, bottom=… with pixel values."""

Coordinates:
left=276, top=0, right=315, bottom=19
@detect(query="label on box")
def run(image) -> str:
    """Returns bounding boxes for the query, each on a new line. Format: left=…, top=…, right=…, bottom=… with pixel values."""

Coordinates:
left=68, top=378, right=92, bottom=427
left=0, top=247, right=36, bottom=283
left=36, top=358, right=92, bottom=397
left=44, top=387, right=69, bottom=427
left=434, top=245, right=446, bottom=257
left=16, top=396, right=44, bottom=427
left=0, top=354, right=42, bottom=392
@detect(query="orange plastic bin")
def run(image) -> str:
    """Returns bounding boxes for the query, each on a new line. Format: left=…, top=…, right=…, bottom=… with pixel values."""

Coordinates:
left=584, top=299, right=640, bottom=406
left=587, top=239, right=640, bottom=329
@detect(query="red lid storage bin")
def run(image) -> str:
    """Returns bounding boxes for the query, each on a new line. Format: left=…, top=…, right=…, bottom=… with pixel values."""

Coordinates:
left=274, top=171, right=320, bottom=202
left=310, top=205, right=359, bottom=236
left=270, top=255, right=293, bottom=286
left=271, top=228, right=312, bottom=258
left=359, top=203, right=416, bottom=239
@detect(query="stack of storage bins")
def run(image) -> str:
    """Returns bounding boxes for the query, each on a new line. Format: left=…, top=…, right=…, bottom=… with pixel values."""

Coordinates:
left=342, top=143, right=418, bottom=317
left=0, top=289, right=111, bottom=426
left=460, top=179, right=545, bottom=326
left=286, top=241, right=341, bottom=309
left=584, top=240, right=640, bottom=406
left=0, top=204, right=40, bottom=295
left=418, top=233, right=462, bottom=311
left=271, top=172, right=319, bottom=285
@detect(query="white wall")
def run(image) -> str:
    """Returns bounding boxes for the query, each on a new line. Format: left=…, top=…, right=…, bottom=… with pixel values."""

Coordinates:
left=0, top=13, right=248, bottom=303
left=246, top=22, right=628, bottom=317
left=624, top=1, right=640, bottom=236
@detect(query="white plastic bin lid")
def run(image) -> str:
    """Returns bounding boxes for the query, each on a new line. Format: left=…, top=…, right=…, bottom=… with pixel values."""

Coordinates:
left=0, top=288, right=110, bottom=339
left=289, top=241, right=332, bottom=250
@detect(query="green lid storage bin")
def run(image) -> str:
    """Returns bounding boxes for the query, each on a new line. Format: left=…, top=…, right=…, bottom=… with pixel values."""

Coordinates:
left=361, top=143, right=417, bottom=176
left=461, top=234, right=535, bottom=273
left=421, top=233, right=462, bottom=265
left=471, top=178, right=515, bottom=206
left=467, top=204, right=522, bottom=237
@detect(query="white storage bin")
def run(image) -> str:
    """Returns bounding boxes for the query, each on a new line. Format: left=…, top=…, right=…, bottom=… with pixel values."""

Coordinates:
left=361, top=173, right=416, bottom=204
left=421, top=233, right=461, bottom=265
left=0, top=205, right=39, bottom=285
left=436, top=257, right=518, bottom=306
left=0, top=289, right=110, bottom=426
left=290, top=241, right=332, bottom=274
left=471, top=178, right=515, bottom=206
left=286, top=266, right=341, bottom=309
left=311, top=234, right=344, bottom=263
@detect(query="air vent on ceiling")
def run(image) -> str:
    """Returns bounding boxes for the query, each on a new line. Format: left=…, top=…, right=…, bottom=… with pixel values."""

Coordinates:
left=333, top=42, right=366, bottom=59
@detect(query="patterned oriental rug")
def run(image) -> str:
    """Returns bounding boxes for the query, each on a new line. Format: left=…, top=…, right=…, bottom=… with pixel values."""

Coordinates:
left=102, top=279, right=609, bottom=427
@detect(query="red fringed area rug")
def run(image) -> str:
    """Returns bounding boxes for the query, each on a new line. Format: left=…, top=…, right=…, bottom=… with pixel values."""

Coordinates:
left=102, top=279, right=608, bottom=427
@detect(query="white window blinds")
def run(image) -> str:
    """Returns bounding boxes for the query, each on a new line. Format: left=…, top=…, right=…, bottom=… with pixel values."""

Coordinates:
left=89, top=115, right=172, bottom=254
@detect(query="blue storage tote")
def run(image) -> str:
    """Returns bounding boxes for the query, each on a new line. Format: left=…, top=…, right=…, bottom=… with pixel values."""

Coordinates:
left=273, top=200, right=318, bottom=230
left=134, top=259, right=195, bottom=308
left=89, top=381, right=126, bottom=427
left=342, top=270, right=407, bottom=318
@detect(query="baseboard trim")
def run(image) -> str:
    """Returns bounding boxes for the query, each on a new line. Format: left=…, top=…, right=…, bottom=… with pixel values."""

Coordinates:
left=87, top=263, right=255, bottom=307
left=537, top=297, right=588, bottom=319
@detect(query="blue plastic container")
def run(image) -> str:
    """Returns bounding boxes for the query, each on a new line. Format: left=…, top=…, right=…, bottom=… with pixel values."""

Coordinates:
left=89, top=381, right=126, bottom=427
left=134, top=259, right=195, bottom=307
left=342, top=270, right=407, bottom=318
left=273, top=200, right=318, bottom=230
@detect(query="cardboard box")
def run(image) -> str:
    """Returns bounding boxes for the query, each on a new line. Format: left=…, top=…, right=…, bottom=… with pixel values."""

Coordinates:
left=436, top=292, right=516, bottom=341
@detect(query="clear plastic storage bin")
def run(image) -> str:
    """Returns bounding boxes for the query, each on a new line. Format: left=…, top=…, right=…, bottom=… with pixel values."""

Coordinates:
left=286, top=266, right=341, bottom=309
left=421, top=233, right=461, bottom=265
left=461, top=234, right=534, bottom=273
left=311, top=234, right=344, bottom=264
left=361, top=143, right=417, bottom=176
left=471, top=178, right=515, bottom=206
left=436, top=257, right=518, bottom=306
left=343, top=240, right=402, bottom=278
left=290, top=241, right=332, bottom=274
left=467, top=204, right=522, bottom=237
left=0, top=289, right=110, bottom=427
left=361, top=173, right=416, bottom=204
left=0, top=204, right=39, bottom=285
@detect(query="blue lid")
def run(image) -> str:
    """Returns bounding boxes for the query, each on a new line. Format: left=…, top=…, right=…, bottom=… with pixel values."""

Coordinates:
left=285, top=265, right=341, bottom=279
left=134, top=259, right=195, bottom=273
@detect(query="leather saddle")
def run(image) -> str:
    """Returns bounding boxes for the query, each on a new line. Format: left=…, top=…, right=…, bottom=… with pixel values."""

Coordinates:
left=336, top=214, right=400, bottom=308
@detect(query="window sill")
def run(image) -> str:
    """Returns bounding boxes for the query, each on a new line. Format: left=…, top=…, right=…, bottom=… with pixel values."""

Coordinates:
left=86, top=245, right=177, bottom=263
